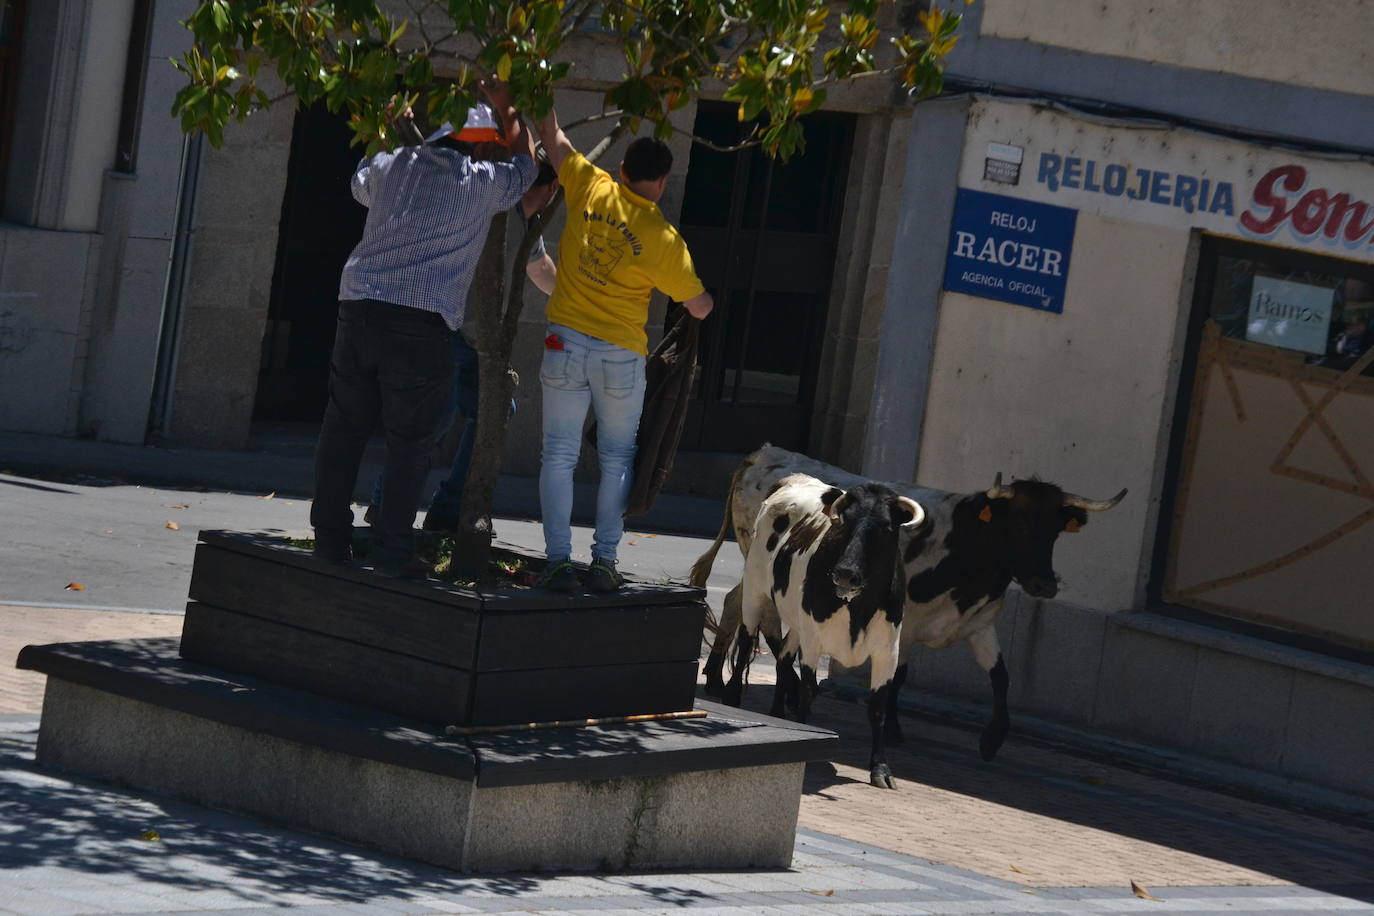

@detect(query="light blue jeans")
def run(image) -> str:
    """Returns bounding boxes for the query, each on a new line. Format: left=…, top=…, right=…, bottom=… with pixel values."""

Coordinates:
left=539, top=323, right=646, bottom=564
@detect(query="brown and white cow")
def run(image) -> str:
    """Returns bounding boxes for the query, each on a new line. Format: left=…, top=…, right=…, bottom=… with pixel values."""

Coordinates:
left=722, top=473, right=925, bottom=789
left=694, top=445, right=1125, bottom=762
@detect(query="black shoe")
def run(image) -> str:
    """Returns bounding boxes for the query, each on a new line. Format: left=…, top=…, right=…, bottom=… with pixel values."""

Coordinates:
left=371, top=555, right=435, bottom=581
left=312, top=543, right=354, bottom=566
left=422, top=510, right=459, bottom=535
left=536, top=560, right=580, bottom=592
left=585, top=559, right=624, bottom=594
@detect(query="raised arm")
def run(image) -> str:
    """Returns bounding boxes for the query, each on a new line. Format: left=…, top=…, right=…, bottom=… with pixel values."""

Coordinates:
left=479, top=78, right=533, bottom=163
left=535, top=104, right=576, bottom=174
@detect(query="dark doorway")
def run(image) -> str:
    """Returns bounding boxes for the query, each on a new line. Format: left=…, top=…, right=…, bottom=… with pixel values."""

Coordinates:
left=254, top=103, right=367, bottom=420
left=677, top=102, right=854, bottom=452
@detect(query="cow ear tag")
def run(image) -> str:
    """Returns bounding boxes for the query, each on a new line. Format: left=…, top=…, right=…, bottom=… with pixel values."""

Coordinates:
left=1065, top=518, right=1081, bottom=533
left=978, top=505, right=992, bottom=523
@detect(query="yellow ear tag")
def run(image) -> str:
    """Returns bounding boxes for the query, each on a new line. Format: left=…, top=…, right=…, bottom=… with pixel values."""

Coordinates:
left=1065, top=518, right=1081, bottom=533
left=979, top=505, right=992, bottom=523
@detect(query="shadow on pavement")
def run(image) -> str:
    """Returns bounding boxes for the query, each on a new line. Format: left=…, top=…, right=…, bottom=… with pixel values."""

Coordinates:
left=714, top=679, right=1374, bottom=903
left=0, top=730, right=758, bottom=908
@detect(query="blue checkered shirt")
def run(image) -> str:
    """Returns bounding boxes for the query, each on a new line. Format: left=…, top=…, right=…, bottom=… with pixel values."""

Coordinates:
left=339, top=146, right=537, bottom=330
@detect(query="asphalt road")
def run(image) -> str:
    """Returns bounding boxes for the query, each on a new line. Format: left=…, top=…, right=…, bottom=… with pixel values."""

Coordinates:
left=0, top=469, right=742, bottom=614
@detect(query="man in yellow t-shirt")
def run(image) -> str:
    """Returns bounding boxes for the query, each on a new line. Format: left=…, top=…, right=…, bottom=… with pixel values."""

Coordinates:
left=534, top=107, right=714, bottom=593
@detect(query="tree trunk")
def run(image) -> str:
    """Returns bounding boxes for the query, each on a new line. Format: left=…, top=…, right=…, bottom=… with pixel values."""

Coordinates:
left=451, top=211, right=510, bottom=575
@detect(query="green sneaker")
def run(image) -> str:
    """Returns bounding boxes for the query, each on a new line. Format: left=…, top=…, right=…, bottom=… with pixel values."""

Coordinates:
left=585, top=559, right=624, bottom=594
left=536, top=559, right=580, bottom=592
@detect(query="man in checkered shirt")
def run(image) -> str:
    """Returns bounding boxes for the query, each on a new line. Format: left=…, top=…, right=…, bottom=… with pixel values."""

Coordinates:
left=310, top=80, right=537, bottom=578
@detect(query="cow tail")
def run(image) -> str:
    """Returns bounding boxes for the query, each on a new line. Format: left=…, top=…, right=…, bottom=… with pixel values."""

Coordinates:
left=690, top=459, right=751, bottom=635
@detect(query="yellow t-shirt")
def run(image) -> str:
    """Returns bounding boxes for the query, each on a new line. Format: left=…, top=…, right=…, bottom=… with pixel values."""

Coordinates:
left=546, top=152, right=705, bottom=355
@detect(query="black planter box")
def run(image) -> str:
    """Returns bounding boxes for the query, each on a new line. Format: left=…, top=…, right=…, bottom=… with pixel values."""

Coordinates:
left=180, top=530, right=708, bottom=728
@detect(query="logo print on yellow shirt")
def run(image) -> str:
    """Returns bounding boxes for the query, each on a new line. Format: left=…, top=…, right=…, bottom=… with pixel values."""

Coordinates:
left=578, top=226, right=629, bottom=286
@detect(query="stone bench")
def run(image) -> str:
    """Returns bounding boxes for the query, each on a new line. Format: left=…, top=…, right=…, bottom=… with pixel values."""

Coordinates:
left=18, top=637, right=837, bottom=873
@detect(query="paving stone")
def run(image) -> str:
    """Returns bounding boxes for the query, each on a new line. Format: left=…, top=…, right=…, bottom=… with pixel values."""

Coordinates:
left=5, top=606, right=1374, bottom=915
left=45, top=883, right=177, bottom=912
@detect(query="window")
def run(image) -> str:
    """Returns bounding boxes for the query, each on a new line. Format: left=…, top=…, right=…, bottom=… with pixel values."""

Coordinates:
left=1153, top=235, right=1374, bottom=656
left=1202, top=244, right=1374, bottom=378
left=0, top=0, right=26, bottom=202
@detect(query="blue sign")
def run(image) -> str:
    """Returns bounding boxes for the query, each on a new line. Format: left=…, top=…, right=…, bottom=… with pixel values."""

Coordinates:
left=942, top=188, right=1078, bottom=313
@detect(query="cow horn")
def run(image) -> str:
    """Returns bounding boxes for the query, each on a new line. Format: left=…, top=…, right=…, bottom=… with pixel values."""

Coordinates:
left=826, top=489, right=851, bottom=523
left=897, top=496, right=926, bottom=529
left=1062, top=487, right=1128, bottom=512
left=986, top=472, right=1015, bottom=501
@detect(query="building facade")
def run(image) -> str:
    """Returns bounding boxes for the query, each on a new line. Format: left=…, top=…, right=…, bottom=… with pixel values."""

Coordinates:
left=2, top=0, right=1372, bottom=802
left=863, top=0, right=1374, bottom=805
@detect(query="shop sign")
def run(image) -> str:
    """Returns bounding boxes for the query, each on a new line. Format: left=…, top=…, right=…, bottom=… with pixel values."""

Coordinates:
left=943, top=188, right=1077, bottom=313
left=963, top=100, right=1374, bottom=264
left=983, top=142, right=1023, bottom=185
left=1031, top=154, right=1374, bottom=260
left=1245, top=276, right=1335, bottom=355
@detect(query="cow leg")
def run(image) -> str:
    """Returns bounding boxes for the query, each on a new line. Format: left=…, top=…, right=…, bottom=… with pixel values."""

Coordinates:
left=967, top=625, right=1010, bottom=761
left=702, top=583, right=743, bottom=695
left=721, top=622, right=753, bottom=707
left=865, top=639, right=901, bottom=789
left=883, top=662, right=908, bottom=745
left=797, top=663, right=819, bottom=724
left=868, top=684, right=896, bottom=789
left=762, top=627, right=799, bottom=712
left=770, top=647, right=797, bottom=718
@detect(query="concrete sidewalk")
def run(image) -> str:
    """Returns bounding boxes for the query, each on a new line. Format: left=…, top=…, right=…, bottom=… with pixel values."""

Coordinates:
left=0, top=430, right=729, bottom=538
left=5, top=604, right=1374, bottom=914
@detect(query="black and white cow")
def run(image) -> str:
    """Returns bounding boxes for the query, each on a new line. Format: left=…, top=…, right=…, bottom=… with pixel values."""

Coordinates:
left=693, top=445, right=1125, bottom=762
left=722, top=473, right=925, bottom=789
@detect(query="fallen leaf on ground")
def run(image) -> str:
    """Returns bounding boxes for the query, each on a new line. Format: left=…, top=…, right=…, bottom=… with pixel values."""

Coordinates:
left=165, top=521, right=180, bottom=530
left=139, top=829, right=161, bottom=842
left=807, top=890, right=834, bottom=896
left=1010, top=864, right=1029, bottom=874
left=1131, top=880, right=1161, bottom=901
left=64, top=582, right=85, bottom=591
left=261, top=492, right=276, bottom=499
left=163, top=503, right=189, bottom=510
left=627, top=540, right=639, bottom=545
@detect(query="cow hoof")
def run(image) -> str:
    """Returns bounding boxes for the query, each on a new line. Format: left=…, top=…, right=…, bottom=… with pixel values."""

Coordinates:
left=721, top=684, right=743, bottom=707
left=979, top=728, right=1007, bottom=761
left=703, top=679, right=725, bottom=697
left=870, top=765, right=897, bottom=790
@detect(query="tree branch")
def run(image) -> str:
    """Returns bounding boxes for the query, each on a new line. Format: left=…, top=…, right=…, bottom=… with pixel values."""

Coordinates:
left=586, top=123, right=629, bottom=164
left=668, top=120, right=761, bottom=153
left=560, top=109, right=626, bottom=132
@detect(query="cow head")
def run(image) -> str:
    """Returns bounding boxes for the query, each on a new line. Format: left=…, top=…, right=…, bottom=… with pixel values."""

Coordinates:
left=980, top=473, right=1126, bottom=599
left=825, top=483, right=926, bottom=603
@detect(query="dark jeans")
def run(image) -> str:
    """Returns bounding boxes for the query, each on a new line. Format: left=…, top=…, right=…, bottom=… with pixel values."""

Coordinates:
left=311, top=299, right=454, bottom=564
left=368, top=332, right=515, bottom=523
